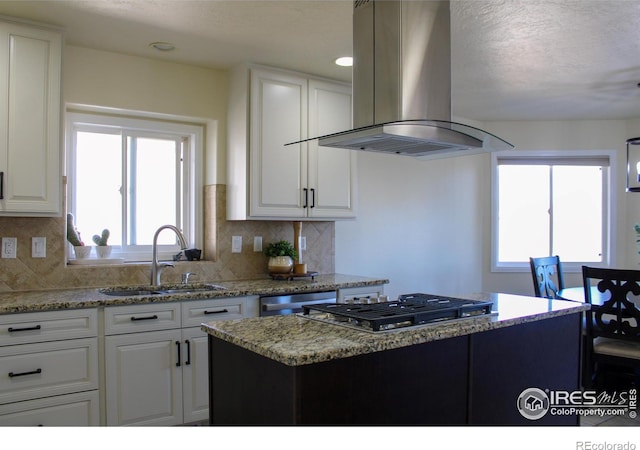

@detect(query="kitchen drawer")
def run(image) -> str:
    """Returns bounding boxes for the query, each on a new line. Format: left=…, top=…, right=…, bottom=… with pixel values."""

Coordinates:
left=0, top=338, right=98, bottom=405
left=0, top=390, right=99, bottom=426
left=104, top=302, right=181, bottom=335
left=182, top=296, right=256, bottom=328
left=0, top=309, right=98, bottom=346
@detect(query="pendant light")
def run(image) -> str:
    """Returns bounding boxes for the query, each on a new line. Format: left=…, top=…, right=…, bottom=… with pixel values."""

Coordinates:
left=626, top=137, right=640, bottom=192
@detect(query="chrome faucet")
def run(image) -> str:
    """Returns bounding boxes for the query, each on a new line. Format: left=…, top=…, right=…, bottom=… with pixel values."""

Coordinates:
left=151, top=225, right=188, bottom=286
left=181, top=272, right=196, bottom=284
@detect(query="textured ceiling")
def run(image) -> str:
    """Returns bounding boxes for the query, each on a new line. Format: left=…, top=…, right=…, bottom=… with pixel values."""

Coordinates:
left=0, top=0, right=638, bottom=121
left=451, top=1, right=640, bottom=121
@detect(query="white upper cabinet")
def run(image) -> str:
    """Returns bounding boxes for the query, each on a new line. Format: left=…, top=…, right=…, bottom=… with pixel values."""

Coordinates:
left=0, top=20, right=62, bottom=216
left=307, top=79, right=357, bottom=218
left=249, top=68, right=308, bottom=218
left=227, top=65, right=356, bottom=220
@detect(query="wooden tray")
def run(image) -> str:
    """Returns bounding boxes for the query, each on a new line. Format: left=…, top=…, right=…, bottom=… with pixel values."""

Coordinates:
left=270, top=271, right=318, bottom=281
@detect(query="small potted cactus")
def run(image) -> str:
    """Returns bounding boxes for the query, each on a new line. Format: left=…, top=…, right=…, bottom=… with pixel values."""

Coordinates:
left=93, top=229, right=111, bottom=258
left=67, top=213, right=91, bottom=259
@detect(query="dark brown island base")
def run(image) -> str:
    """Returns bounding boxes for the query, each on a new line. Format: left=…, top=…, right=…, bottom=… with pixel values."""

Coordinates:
left=202, top=292, right=589, bottom=426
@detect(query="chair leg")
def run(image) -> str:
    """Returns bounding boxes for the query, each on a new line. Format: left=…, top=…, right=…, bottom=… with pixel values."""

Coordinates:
left=595, top=364, right=640, bottom=392
left=582, top=340, right=595, bottom=390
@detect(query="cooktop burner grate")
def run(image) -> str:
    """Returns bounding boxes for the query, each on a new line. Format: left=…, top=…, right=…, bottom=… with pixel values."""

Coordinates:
left=302, top=293, right=494, bottom=331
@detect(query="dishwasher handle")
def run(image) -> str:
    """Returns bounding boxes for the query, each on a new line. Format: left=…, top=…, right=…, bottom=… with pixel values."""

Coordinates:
left=262, top=297, right=335, bottom=312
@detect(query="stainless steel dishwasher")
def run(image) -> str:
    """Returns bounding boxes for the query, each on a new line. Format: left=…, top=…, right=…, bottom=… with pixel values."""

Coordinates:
left=259, top=290, right=337, bottom=316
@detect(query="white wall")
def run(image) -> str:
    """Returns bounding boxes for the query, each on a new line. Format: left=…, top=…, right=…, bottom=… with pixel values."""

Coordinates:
left=482, top=120, right=631, bottom=295
left=62, top=45, right=229, bottom=184
left=335, top=150, right=487, bottom=299
left=336, top=119, right=640, bottom=299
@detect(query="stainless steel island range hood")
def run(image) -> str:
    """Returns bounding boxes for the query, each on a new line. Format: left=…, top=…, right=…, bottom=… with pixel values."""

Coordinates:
left=289, top=0, right=514, bottom=160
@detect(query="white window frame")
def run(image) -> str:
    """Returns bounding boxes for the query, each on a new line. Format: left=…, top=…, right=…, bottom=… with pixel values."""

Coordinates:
left=491, top=150, right=617, bottom=273
left=65, top=109, right=204, bottom=262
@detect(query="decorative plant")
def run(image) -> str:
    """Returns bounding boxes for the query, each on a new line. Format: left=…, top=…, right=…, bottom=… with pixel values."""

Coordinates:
left=66, top=213, right=84, bottom=246
left=264, top=240, right=297, bottom=261
left=92, top=229, right=110, bottom=246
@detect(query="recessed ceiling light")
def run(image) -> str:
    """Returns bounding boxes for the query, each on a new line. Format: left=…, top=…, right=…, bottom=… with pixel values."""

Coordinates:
left=149, top=42, right=175, bottom=52
left=335, top=56, right=353, bottom=67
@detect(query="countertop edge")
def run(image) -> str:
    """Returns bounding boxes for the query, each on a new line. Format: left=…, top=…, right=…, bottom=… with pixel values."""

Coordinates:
left=0, top=274, right=390, bottom=314
left=201, top=295, right=589, bottom=366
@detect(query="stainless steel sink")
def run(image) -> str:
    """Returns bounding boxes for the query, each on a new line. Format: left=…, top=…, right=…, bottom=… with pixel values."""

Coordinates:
left=99, top=284, right=227, bottom=296
left=156, top=287, right=225, bottom=294
left=100, top=289, right=160, bottom=296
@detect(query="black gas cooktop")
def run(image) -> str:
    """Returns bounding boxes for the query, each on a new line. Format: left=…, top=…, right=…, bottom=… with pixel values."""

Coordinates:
left=302, top=293, right=494, bottom=332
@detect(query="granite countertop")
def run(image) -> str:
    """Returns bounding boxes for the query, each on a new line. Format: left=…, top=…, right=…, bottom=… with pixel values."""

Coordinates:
left=0, top=273, right=389, bottom=314
left=201, top=292, right=590, bottom=366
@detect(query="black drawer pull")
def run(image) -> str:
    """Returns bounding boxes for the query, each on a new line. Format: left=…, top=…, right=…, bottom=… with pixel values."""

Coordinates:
left=9, top=368, right=42, bottom=378
left=310, top=188, right=315, bottom=208
left=8, top=325, right=41, bottom=333
left=0, top=171, right=4, bottom=200
left=130, top=315, right=159, bottom=322
left=204, top=309, right=229, bottom=315
left=185, top=340, right=191, bottom=366
left=176, top=341, right=181, bottom=367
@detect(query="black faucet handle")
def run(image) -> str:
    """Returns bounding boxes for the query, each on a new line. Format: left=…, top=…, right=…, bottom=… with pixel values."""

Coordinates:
left=184, top=248, right=201, bottom=261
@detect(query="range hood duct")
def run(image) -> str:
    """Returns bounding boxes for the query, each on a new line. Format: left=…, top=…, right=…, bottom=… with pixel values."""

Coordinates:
left=289, top=0, right=514, bottom=160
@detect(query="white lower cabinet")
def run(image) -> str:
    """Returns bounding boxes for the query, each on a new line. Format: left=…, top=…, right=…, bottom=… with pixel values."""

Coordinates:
left=103, top=296, right=258, bottom=426
left=104, top=329, right=183, bottom=426
left=0, top=391, right=99, bottom=426
left=0, top=338, right=98, bottom=405
left=0, top=309, right=99, bottom=426
left=180, top=327, right=209, bottom=423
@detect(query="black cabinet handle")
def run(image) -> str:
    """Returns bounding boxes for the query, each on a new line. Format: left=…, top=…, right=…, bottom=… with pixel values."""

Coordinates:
left=8, top=325, right=41, bottom=333
left=9, top=368, right=42, bottom=378
left=185, top=340, right=191, bottom=366
left=204, top=309, right=228, bottom=315
left=0, top=171, right=4, bottom=200
left=310, top=188, right=315, bottom=208
left=130, top=315, right=158, bottom=322
left=303, top=188, right=308, bottom=208
left=176, top=341, right=181, bottom=367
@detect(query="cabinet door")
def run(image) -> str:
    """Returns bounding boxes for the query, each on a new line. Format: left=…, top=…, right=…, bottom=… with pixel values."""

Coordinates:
left=181, top=327, right=209, bottom=423
left=249, top=68, right=307, bottom=218
left=0, top=22, right=61, bottom=215
left=105, top=329, right=183, bottom=426
left=307, top=80, right=357, bottom=218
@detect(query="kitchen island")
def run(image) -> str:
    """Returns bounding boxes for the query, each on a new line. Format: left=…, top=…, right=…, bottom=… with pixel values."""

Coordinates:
left=202, top=292, right=589, bottom=426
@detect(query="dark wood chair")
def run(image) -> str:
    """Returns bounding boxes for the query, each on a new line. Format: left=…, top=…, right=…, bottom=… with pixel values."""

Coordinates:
left=530, top=256, right=565, bottom=299
left=582, top=266, right=640, bottom=390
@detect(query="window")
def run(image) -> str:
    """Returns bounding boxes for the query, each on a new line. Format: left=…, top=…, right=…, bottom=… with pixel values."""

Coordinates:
left=66, top=111, right=203, bottom=261
left=491, top=151, right=616, bottom=271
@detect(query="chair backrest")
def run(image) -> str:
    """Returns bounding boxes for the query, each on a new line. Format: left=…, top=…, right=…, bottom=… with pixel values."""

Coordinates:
left=530, top=255, right=565, bottom=299
left=581, top=266, right=640, bottom=341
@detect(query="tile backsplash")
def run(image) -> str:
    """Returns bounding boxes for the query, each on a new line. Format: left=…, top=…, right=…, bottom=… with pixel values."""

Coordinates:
left=0, top=184, right=335, bottom=292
